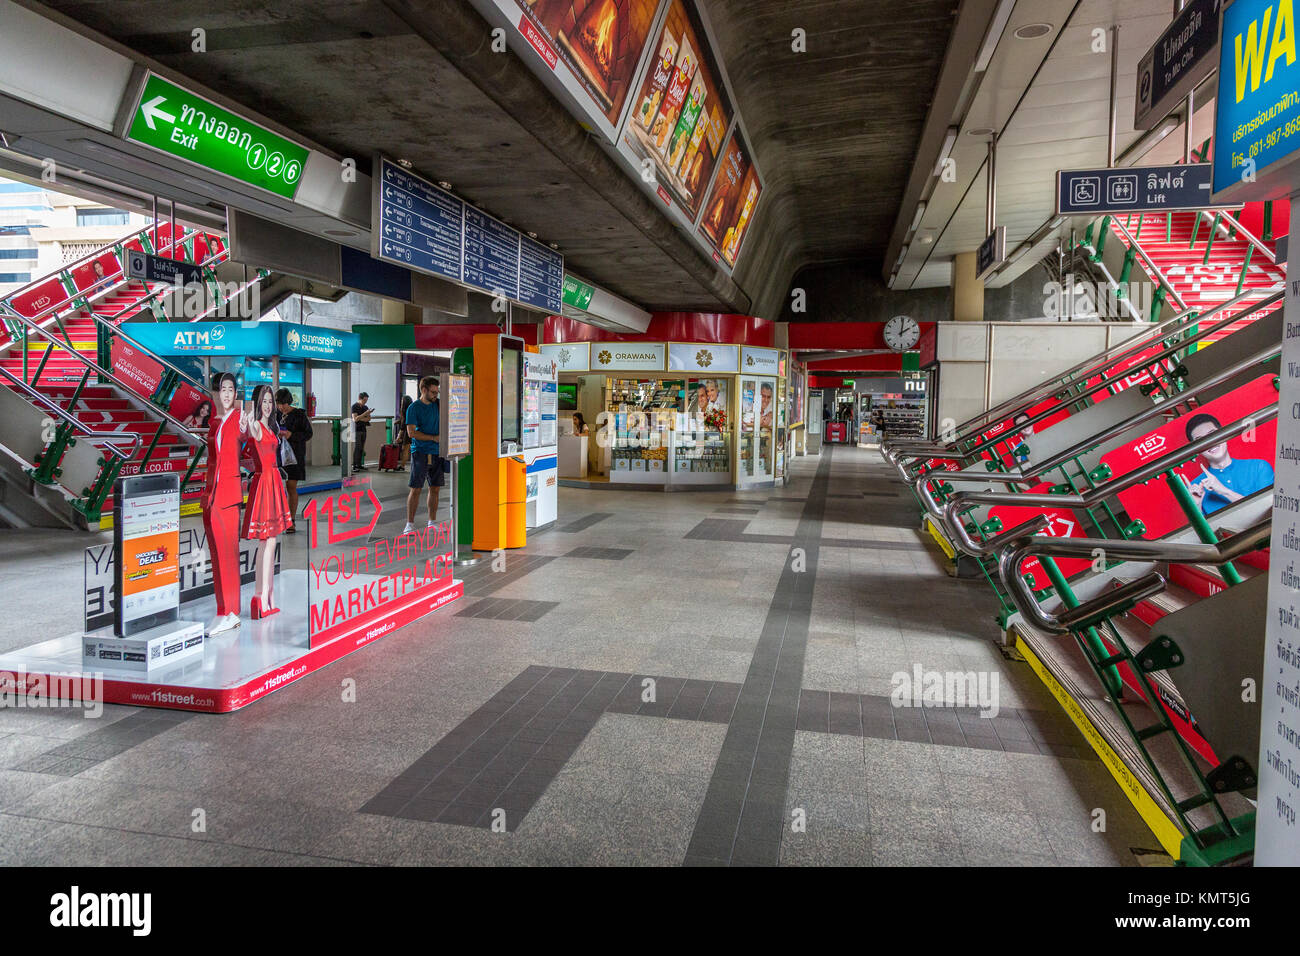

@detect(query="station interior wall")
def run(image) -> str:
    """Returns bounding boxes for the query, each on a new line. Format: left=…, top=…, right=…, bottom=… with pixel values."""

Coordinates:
left=932, top=321, right=1146, bottom=428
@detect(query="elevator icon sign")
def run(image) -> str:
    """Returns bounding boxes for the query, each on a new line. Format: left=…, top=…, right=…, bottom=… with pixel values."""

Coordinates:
left=1056, top=164, right=1233, bottom=215
left=1108, top=175, right=1137, bottom=205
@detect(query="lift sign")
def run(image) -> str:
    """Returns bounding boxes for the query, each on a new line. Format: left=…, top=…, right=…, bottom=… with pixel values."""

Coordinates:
left=125, top=73, right=309, bottom=200
left=1212, top=0, right=1300, bottom=197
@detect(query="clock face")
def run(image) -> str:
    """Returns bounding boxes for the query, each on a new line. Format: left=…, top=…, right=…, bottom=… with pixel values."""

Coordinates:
left=883, top=315, right=920, bottom=352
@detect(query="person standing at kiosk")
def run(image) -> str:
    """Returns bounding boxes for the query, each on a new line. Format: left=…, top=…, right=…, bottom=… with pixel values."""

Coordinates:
left=203, top=372, right=246, bottom=636
left=351, top=391, right=372, bottom=471
left=403, top=376, right=442, bottom=535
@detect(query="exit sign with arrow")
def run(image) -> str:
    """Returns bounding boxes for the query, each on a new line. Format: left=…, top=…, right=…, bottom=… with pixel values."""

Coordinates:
left=124, top=73, right=310, bottom=200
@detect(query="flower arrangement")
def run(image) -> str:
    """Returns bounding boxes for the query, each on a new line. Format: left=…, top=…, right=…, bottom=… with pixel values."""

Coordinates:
left=703, top=407, right=727, bottom=432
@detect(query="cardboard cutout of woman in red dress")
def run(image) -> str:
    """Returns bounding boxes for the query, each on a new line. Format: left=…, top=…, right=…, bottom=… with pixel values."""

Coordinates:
left=240, top=384, right=292, bottom=618
left=203, top=373, right=246, bottom=636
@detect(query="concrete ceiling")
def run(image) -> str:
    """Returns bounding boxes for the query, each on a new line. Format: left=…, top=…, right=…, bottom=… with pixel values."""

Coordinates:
left=37, top=0, right=963, bottom=318
left=895, top=0, right=1205, bottom=293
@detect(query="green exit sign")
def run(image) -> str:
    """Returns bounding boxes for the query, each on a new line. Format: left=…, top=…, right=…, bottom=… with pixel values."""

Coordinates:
left=125, top=73, right=309, bottom=200
left=562, top=275, right=595, bottom=310
left=842, top=379, right=855, bottom=387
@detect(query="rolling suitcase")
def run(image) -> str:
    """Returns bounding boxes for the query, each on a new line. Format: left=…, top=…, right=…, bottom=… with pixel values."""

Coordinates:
left=378, top=443, right=402, bottom=472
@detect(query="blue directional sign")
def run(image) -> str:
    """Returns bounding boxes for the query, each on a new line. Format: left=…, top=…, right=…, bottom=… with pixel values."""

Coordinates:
left=372, top=154, right=564, bottom=310
left=518, top=234, right=563, bottom=313
left=374, top=157, right=463, bottom=283
left=1055, top=164, right=1235, bottom=215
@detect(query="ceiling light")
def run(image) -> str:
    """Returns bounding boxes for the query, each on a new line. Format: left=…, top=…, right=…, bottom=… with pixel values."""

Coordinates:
left=967, top=127, right=995, bottom=137
left=549, top=243, right=559, bottom=250
left=1049, top=216, right=1066, bottom=229
left=1014, top=23, right=1053, bottom=40
left=527, top=231, right=538, bottom=239
left=896, top=244, right=909, bottom=266
left=933, top=127, right=958, bottom=176
left=974, top=0, right=1017, bottom=72
left=911, top=201, right=927, bottom=231
left=397, top=158, right=412, bottom=168
left=437, top=180, right=452, bottom=190
left=918, top=233, right=934, bottom=245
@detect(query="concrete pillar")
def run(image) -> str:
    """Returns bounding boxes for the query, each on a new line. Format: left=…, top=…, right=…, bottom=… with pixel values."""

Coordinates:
left=952, top=252, right=984, bottom=322
left=381, top=299, right=405, bottom=325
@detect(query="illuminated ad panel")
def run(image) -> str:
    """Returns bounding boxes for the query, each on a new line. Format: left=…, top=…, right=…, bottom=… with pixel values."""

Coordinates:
left=698, top=127, right=763, bottom=268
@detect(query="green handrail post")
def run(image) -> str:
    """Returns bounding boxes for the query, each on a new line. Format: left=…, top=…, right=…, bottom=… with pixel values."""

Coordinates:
left=1264, top=200, right=1274, bottom=241
left=1149, top=285, right=1166, bottom=324
left=1236, top=245, right=1254, bottom=298
left=1202, top=212, right=1220, bottom=264
left=31, top=422, right=73, bottom=485
left=1040, top=555, right=1124, bottom=697
left=1189, top=213, right=1202, bottom=249
left=1117, top=246, right=1136, bottom=296
left=331, top=419, right=342, bottom=466
left=1093, top=216, right=1110, bottom=260
left=1165, top=469, right=1245, bottom=585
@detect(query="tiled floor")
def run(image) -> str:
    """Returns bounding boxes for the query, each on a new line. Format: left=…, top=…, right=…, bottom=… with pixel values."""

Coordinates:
left=0, top=446, right=1158, bottom=865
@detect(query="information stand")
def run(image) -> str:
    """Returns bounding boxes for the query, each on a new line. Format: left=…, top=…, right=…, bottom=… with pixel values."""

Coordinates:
left=441, top=371, right=477, bottom=566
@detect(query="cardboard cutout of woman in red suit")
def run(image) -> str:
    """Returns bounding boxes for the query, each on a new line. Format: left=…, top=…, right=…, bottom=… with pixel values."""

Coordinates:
left=203, top=372, right=246, bottom=636
left=240, top=384, right=291, bottom=619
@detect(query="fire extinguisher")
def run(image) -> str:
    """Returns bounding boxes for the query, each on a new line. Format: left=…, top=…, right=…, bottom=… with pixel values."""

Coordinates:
left=307, top=393, right=317, bottom=417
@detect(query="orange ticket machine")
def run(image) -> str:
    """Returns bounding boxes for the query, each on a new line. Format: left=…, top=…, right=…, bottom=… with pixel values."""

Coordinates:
left=472, top=333, right=527, bottom=551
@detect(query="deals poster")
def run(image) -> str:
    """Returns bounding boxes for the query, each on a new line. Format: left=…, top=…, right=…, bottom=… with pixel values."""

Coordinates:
left=699, top=127, right=762, bottom=267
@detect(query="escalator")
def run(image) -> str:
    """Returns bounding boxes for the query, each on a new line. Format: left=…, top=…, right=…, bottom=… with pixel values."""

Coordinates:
left=0, top=220, right=266, bottom=528
left=883, top=208, right=1283, bottom=864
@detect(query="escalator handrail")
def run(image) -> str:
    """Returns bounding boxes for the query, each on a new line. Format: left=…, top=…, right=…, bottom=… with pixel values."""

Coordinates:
left=2, top=308, right=206, bottom=448
left=886, top=287, right=1282, bottom=475
left=998, top=517, right=1270, bottom=634
left=0, top=364, right=142, bottom=464
left=0, top=225, right=209, bottom=332
left=910, top=331, right=1281, bottom=509
left=937, top=403, right=1278, bottom=552
left=1200, top=209, right=1277, bottom=266
left=1105, top=216, right=1189, bottom=313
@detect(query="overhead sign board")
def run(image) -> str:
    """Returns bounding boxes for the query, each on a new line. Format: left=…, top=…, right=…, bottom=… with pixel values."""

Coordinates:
left=124, top=73, right=308, bottom=200
left=562, top=275, right=595, bottom=310
left=591, top=343, right=666, bottom=371
left=1134, top=0, right=1221, bottom=130
left=372, top=156, right=563, bottom=313
left=1056, top=163, right=1235, bottom=215
left=668, top=342, right=738, bottom=373
left=1212, top=0, right=1300, bottom=202
left=125, top=250, right=206, bottom=287
left=124, top=320, right=359, bottom=363
left=540, top=342, right=591, bottom=372
left=741, top=346, right=780, bottom=375
left=976, top=226, right=1005, bottom=280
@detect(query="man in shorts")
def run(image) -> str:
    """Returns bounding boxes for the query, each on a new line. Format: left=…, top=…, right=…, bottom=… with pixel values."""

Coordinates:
left=404, top=375, right=443, bottom=534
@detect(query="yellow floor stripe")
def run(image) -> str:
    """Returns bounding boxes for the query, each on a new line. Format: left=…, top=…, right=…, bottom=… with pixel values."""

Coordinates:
left=1015, top=632, right=1185, bottom=860
left=923, top=514, right=957, bottom=560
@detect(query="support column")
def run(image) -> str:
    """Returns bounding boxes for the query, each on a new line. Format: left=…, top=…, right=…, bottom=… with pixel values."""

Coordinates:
left=952, top=252, right=984, bottom=321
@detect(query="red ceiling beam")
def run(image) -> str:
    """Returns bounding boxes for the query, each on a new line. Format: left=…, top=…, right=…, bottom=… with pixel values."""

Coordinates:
left=787, top=321, right=936, bottom=351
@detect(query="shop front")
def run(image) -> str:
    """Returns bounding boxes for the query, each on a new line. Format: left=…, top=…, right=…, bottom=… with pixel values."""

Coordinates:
left=542, top=339, right=789, bottom=491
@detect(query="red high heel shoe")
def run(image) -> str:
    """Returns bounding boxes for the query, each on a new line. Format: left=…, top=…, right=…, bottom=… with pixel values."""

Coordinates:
left=249, top=596, right=263, bottom=620
left=258, top=595, right=280, bottom=619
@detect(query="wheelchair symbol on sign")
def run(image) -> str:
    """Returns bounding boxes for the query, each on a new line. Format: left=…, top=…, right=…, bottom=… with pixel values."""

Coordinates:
left=1071, top=177, right=1100, bottom=206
